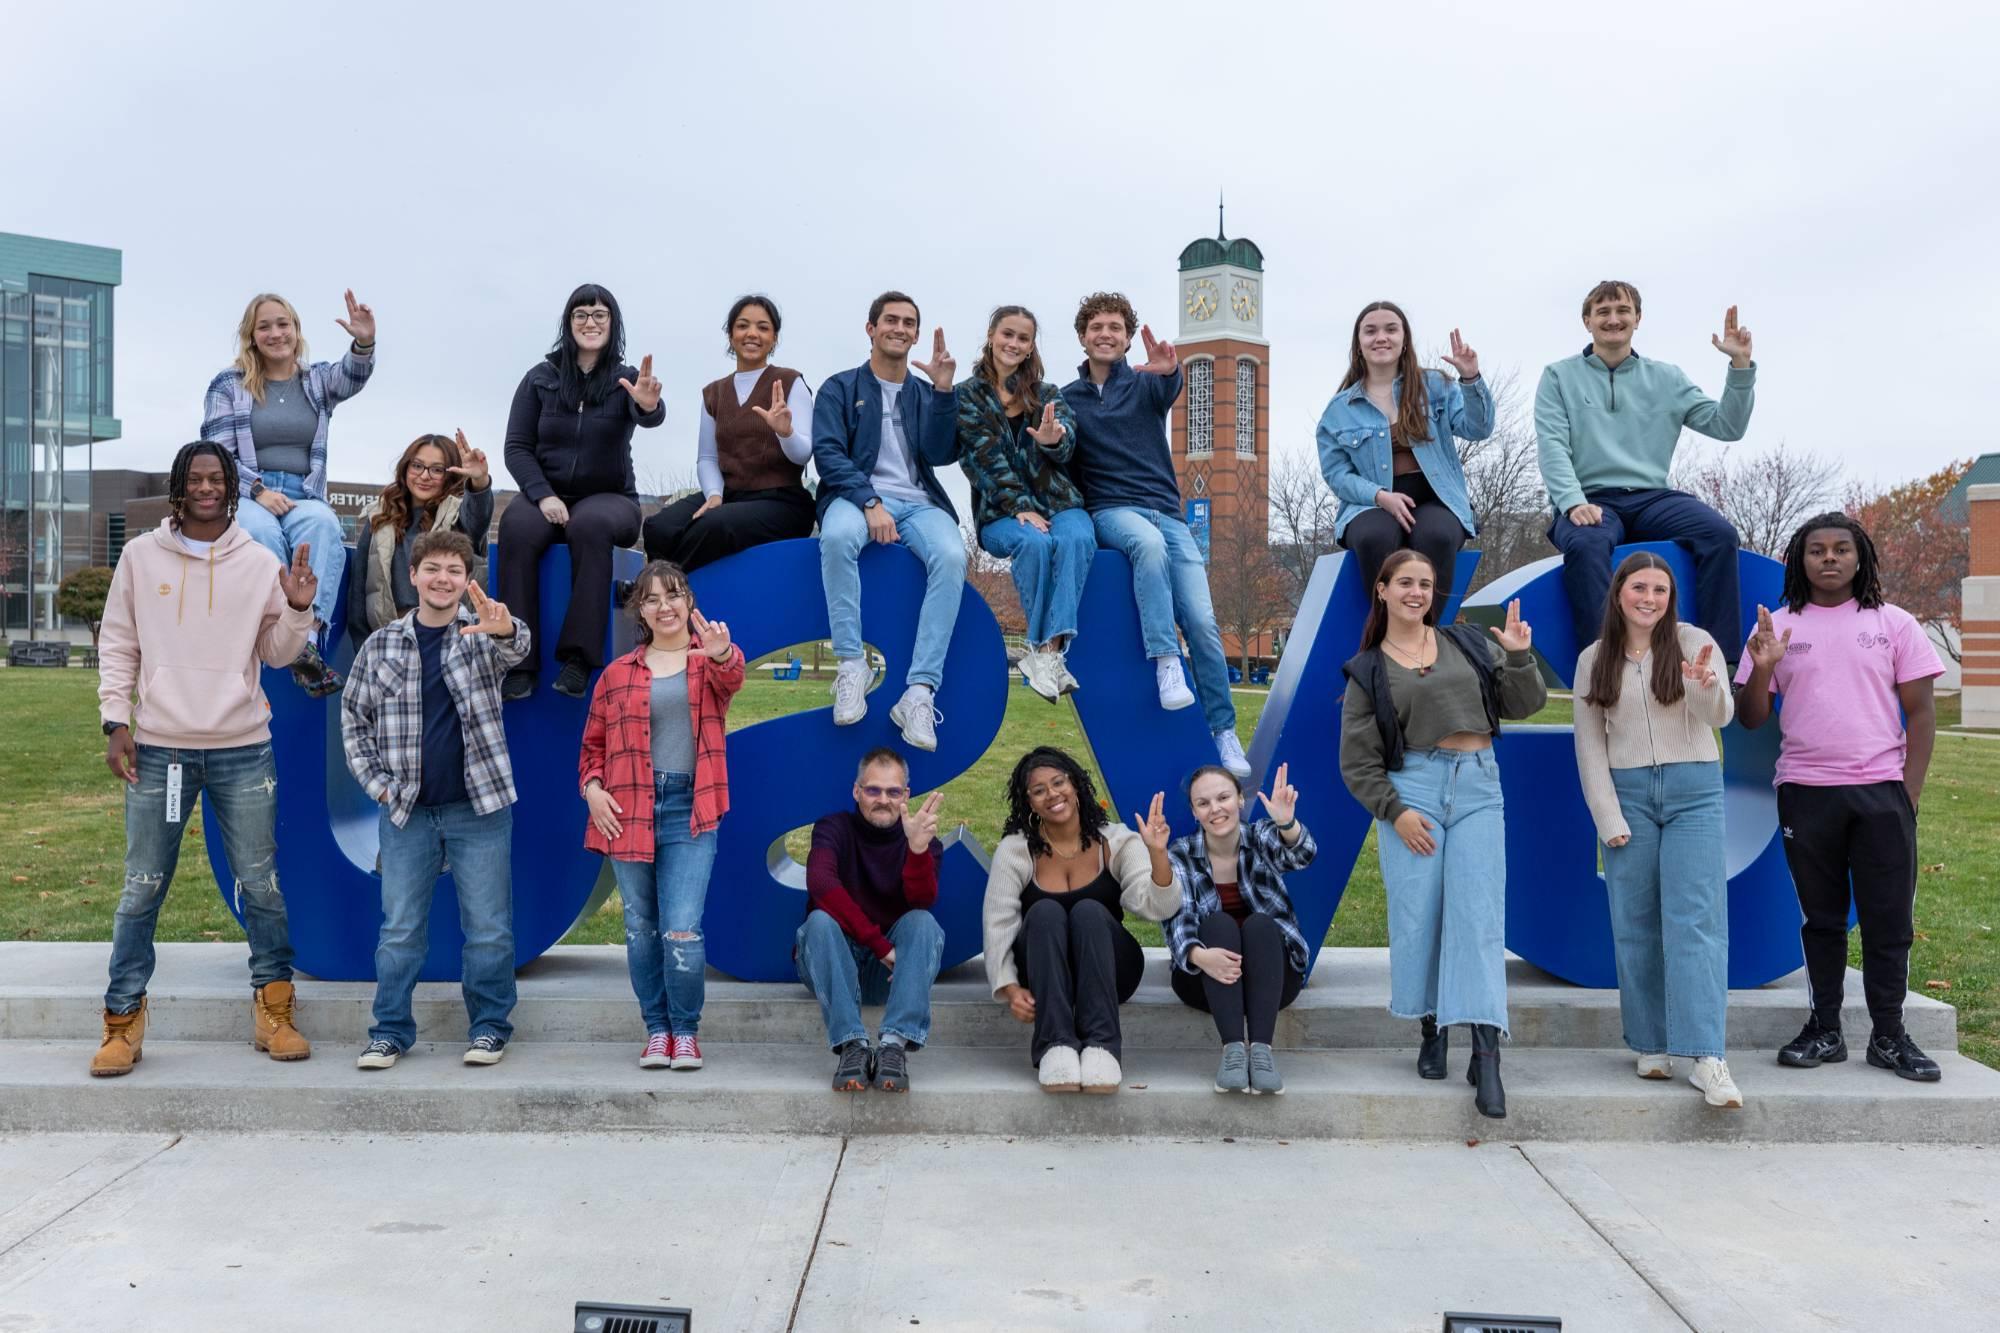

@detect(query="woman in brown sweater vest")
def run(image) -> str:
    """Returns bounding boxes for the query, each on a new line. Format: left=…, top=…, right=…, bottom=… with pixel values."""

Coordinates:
left=642, top=295, right=817, bottom=571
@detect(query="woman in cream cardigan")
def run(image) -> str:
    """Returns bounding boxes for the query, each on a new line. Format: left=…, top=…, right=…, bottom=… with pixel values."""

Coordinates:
left=1574, top=550, right=1742, bottom=1110
left=982, top=746, right=1180, bottom=1093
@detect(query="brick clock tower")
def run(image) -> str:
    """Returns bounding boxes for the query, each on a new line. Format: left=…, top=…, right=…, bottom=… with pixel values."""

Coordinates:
left=1171, top=211, right=1276, bottom=660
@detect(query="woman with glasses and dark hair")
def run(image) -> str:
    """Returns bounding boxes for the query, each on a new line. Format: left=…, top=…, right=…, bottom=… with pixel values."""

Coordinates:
left=498, top=284, right=664, bottom=700
left=980, top=747, right=1180, bottom=1093
left=642, top=295, right=816, bottom=572
left=348, top=430, right=493, bottom=644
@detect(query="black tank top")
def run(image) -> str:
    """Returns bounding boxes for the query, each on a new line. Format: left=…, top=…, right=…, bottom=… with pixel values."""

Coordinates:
left=1020, top=846, right=1124, bottom=920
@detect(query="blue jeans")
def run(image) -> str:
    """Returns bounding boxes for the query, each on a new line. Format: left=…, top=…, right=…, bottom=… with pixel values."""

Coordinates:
left=1377, top=747, right=1509, bottom=1032
left=979, top=509, right=1096, bottom=647
left=371, top=801, right=516, bottom=1048
left=1089, top=506, right=1235, bottom=733
left=610, top=773, right=718, bottom=1035
left=1548, top=488, right=1741, bottom=662
left=794, top=908, right=945, bottom=1050
left=233, top=469, right=347, bottom=636
left=1603, top=763, right=1729, bottom=1058
left=819, top=496, right=966, bottom=690
left=107, top=742, right=292, bottom=1012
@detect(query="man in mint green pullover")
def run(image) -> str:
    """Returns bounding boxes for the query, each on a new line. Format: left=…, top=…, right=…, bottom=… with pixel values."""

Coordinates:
left=1536, top=280, right=1757, bottom=663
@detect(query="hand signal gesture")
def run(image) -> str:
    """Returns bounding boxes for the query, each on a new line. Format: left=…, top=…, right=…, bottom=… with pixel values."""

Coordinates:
left=1256, top=761, right=1298, bottom=826
left=618, top=354, right=663, bottom=412
left=1680, top=642, right=1718, bottom=688
left=459, top=582, right=515, bottom=638
left=1711, top=305, right=1753, bottom=367
left=279, top=543, right=317, bottom=611
left=334, top=289, right=376, bottom=345
left=690, top=608, right=732, bottom=660
left=911, top=328, right=956, bottom=390
left=1441, top=328, right=1480, bottom=380
left=1135, top=325, right=1180, bottom=376
left=1488, top=598, right=1532, bottom=654
left=902, top=791, right=943, bottom=852
left=747, top=379, right=793, bottom=437
left=1135, top=791, right=1172, bottom=853
left=1026, top=401, right=1066, bottom=446
left=1745, top=604, right=1791, bottom=670
left=447, top=429, right=489, bottom=487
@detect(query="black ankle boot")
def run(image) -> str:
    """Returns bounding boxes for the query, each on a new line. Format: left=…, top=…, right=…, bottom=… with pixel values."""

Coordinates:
left=1465, top=1024, right=1506, bottom=1119
left=1417, top=1016, right=1448, bottom=1080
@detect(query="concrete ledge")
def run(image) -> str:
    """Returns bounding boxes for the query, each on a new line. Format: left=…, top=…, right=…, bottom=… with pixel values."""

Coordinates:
left=0, top=942, right=1957, bottom=1052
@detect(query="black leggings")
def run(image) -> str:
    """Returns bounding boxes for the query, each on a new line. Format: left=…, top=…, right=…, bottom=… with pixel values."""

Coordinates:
left=1013, top=896, right=1145, bottom=1063
left=496, top=491, right=641, bottom=674
left=1169, top=911, right=1305, bottom=1046
left=1340, top=471, right=1469, bottom=601
left=642, top=484, right=815, bottom=572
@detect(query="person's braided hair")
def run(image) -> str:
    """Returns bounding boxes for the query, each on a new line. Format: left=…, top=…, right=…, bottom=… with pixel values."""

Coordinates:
left=167, top=441, right=239, bottom=530
left=1003, top=746, right=1109, bottom=861
left=1781, top=511, right=1882, bottom=613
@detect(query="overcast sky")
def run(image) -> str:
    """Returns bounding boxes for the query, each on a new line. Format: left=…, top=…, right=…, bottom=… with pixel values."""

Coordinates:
left=10, top=1, right=1997, bottom=517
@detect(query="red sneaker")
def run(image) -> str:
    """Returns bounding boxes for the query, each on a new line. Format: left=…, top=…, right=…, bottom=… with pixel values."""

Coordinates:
left=669, top=1034, right=703, bottom=1071
left=639, top=1032, right=671, bottom=1069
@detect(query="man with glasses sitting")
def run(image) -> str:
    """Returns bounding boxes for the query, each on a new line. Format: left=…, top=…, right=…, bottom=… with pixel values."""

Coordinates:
left=795, top=747, right=947, bottom=1093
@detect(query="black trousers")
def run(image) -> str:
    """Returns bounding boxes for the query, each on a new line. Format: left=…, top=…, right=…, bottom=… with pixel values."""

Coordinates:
left=1013, top=897, right=1144, bottom=1063
left=496, top=492, right=641, bottom=674
left=1777, top=781, right=1919, bottom=1037
left=1340, top=471, right=1469, bottom=600
left=642, top=484, right=815, bottom=572
left=1168, top=911, right=1306, bottom=1046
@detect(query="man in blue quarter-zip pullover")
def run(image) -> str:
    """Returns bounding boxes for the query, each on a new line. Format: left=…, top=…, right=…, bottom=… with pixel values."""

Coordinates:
left=1536, top=280, right=1757, bottom=662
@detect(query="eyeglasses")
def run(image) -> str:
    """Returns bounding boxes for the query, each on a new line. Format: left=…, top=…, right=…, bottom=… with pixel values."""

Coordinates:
left=638, top=593, right=688, bottom=609
left=406, top=462, right=450, bottom=479
left=571, top=309, right=612, bottom=327
left=859, top=786, right=908, bottom=801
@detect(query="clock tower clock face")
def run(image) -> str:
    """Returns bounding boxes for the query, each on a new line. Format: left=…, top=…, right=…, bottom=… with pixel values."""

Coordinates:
left=1231, top=277, right=1258, bottom=321
left=1185, top=277, right=1219, bottom=321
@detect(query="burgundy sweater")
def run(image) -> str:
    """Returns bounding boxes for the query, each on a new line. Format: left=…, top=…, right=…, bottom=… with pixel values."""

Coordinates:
left=805, top=810, right=940, bottom=958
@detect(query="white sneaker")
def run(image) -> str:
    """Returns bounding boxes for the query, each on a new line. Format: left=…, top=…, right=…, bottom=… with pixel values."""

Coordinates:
left=1636, top=1053, right=1673, bottom=1079
left=1056, top=652, right=1079, bottom=695
left=1155, top=656, right=1195, bottom=711
left=1037, top=1045, right=1081, bottom=1093
left=831, top=658, right=870, bottom=726
left=1079, top=1045, right=1122, bottom=1093
left=1019, top=649, right=1063, bottom=702
left=889, top=684, right=940, bottom=752
left=1690, top=1056, right=1744, bottom=1109
left=1214, top=729, right=1251, bottom=781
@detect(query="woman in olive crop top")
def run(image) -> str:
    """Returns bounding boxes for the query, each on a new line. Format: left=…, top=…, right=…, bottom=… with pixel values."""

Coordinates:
left=1339, top=549, right=1545, bottom=1119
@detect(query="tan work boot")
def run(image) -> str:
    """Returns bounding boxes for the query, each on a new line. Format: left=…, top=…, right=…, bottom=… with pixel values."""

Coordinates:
left=252, top=980, right=311, bottom=1061
left=91, top=1001, right=147, bottom=1077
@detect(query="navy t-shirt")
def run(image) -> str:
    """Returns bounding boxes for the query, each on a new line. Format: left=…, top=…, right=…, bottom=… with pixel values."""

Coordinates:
left=414, top=620, right=468, bottom=808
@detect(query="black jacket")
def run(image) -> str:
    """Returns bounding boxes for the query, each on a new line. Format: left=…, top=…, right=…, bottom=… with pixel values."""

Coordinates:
left=503, top=357, right=665, bottom=504
left=1341, top=622, right=1503, bottom=772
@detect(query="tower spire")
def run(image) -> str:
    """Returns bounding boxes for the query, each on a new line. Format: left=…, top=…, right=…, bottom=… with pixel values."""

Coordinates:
left=1218, top=190, right=1226, bottom=241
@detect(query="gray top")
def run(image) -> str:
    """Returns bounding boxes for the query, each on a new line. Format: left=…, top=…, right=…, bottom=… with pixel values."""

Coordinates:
left=649, top=671, right=696, bottom=777
left=869, top=375, right=931, bottom=506
left=248, top=377, right=317, bottom=479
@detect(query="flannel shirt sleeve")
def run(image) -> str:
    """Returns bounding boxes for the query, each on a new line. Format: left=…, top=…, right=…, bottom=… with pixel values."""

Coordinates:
left=340, top=638, right=395, bottom=803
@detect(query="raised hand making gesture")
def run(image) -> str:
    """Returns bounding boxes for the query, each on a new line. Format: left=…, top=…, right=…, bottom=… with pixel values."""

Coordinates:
left=902, top=790, right=944, bottom=854
left=1256, top=761, right=1300, bottom=832
left=1711, top=305, right=1753, bottom=368
left=618, top=353, right=663, bottom=413
left=1680, top=642, right=1719, bottom=689
left=447, top=428, right=490, bottom=489
left=1488, top=598, right=1532, bottom=654
left=278, top=542, right=318, bottom=612
left=1135, top=325, right=1180, bottom=376
left=334, top=289, right=376, bottom=346
left=459, top=583, right=515, bottom=638
left=690, top=609, right=732, bottom=661
left=1441, top=328, right=1480, bottom=381
left=1135, top=791, right=1172, bottom=853
left=747, top=379, right=794, bottom=437
left=1744, top=604, right=1791, bottom=671
left=1026, top=401, right=1066, bottom=447
left=911, top=328, right=956, bottom=390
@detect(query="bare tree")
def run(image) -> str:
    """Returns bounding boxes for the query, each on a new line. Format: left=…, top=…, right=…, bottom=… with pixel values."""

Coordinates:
left=1670, top=438, right=1842, bottom=558
left=637, top=465, right=701, bottom=503
left=1455, top=367, right=1550, bottom=590
left=1267, top=450, right=1340, bottom=605
left=1206, top=515, right=1291, bottom=677
left=961, top=524, right=1027, bottom=639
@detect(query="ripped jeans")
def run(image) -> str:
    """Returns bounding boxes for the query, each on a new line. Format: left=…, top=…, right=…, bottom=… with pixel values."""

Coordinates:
left=107, top=742, right=293, bottom=1013
left=610, top=773, right=717, bottom=1035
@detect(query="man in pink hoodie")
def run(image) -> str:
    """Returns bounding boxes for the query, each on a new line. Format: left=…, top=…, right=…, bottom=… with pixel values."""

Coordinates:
left=92, top=442, right=321, bottom=1076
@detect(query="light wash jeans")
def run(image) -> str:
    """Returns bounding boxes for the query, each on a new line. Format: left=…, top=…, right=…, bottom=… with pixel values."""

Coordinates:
left=1603, top=762, right=1729, bottom=1059
left=370, top=801, right=516, bottom=1049
left=107, top=742, right=293, bottom=1013
left=979, top=508, right=1096, bottom=647
left=233, top=469, right=346, bottom=638
left=1088, top=505, right=1235, bottom=734
left=1377, top=747, right=1509, bottom=1033
left=819, top=496, right=966, bottom=690
left=794, top=908, right=945, bottom=1050
left=610, top=773, right=718, bottom=1035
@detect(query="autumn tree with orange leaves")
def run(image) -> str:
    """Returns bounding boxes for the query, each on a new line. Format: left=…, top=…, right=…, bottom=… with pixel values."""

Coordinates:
left=1847, top=459, right=1973, bottom=663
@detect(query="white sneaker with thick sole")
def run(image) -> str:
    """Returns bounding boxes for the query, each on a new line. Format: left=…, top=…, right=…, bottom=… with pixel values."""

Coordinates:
left=889, top=685, right=940, bottom=752
left=831, top=658, right=870, bottom=726
left=1037, top=1045, right=1081, bottom=1093
left=1154, top=656, right=1195, bottom=711
left=1019, top=650, right=1064, bottom=702
left=1690, top=1056, right=1744, bottom=1108
left=1636, top=1053, right=1674, bottom=1079
left=1079, top=1045, right=1122, bottom=1093
left=1056, top=653, right=1079, bottom=695
left=1214, top=729, right=1252, bottom=781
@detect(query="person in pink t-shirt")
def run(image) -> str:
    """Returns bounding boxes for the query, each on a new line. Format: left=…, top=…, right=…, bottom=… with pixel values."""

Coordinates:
left=1735, top=513, right=1944, bottom=1082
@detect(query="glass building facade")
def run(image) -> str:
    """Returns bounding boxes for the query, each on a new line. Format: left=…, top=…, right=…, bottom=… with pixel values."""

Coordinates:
left=0, top=232, right=121, bottom=637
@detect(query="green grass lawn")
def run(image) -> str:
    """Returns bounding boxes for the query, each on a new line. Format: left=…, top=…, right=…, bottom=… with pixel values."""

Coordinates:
left=4, top=667, right=1993, bottom=1068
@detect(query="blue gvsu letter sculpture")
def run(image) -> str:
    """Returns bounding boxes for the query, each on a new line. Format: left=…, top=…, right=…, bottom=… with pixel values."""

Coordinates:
left=205, top=537, right=1797, bottom=988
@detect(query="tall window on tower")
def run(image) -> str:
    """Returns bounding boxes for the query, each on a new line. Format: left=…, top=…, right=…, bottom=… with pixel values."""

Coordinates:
left=1186, top=357, right=1213, bottom=458
left=1235, top=358, right=1258, bottom=458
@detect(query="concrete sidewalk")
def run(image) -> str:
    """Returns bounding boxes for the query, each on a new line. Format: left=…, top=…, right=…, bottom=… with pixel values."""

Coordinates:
left=2, top=1132, right=1994, bottom=1331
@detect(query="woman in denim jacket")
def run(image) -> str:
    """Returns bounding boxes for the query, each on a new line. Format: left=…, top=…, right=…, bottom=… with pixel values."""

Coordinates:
left=1316, top=301, right=1492, bottom=601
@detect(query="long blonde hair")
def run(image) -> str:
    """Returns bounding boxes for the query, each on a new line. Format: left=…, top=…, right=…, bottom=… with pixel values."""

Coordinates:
left=233, top=293, right=310, bottom=404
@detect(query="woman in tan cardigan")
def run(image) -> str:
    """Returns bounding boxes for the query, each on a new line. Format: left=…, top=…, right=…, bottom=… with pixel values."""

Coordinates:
left=982, top=747, right=1179, bottom=1094
left=1574, top=551, right=1741, bottom=1110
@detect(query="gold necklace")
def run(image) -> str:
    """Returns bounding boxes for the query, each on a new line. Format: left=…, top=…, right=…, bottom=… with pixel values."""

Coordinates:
left=1383, top=628, right=1434, bottom=676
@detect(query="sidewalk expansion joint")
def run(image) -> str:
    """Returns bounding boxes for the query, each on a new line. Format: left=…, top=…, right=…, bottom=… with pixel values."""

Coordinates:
left=785, top=1134, right=849, bottom=1332
left=1512, top=1144, right=1700, bottom=1332
left=0, top=1132, right=184, bottom=1263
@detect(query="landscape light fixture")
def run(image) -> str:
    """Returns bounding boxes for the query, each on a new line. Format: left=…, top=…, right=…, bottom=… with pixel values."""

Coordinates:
left=573, top=1301, right=693, bottom=1332
left=1441, top=1315, right=1562, bottom=1333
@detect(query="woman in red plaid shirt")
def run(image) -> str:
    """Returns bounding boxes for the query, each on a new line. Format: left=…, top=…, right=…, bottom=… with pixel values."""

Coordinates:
left=579, top=561, right=745, bottom=1070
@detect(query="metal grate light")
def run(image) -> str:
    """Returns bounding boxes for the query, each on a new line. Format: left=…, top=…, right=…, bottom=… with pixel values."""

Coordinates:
left=574, top=1301, right=693, bottom=1332
left=1442, top=1315, right=1561, bottom=1333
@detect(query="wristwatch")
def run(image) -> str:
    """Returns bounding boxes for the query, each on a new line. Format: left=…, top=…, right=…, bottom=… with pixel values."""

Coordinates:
left=862, top=497, right=881, bottom=511
left=250, top=480, right=267, bottom=499
left=101, top=720, right=127, bottom=736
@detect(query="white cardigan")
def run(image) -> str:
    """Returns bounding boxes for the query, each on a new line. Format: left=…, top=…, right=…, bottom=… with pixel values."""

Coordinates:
left=1573, top=624, right=1735, bottom=844
left=981, top=824, right=1180, bottom=998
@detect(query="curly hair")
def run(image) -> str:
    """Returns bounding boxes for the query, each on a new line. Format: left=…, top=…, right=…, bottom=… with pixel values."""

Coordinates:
left=1073, top=291, right=1138, bottom=342
left=1781, top=512, right=1883, bottom=613
left=1003, top=746, right=1109, bottom=860
left=168, top=441, right=239, bottom=530
left=368, top=433, right=467, bottom=536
